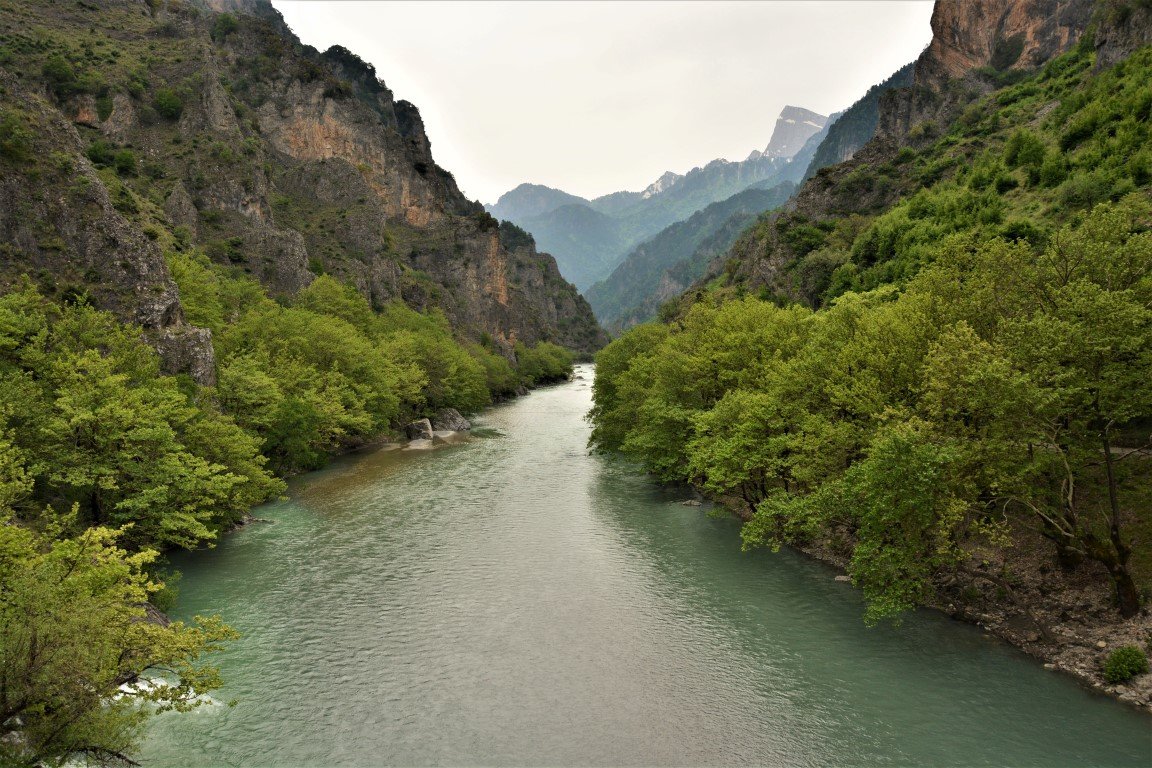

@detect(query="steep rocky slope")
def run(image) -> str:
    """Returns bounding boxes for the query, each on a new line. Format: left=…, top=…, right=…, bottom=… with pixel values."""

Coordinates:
left=709, top=0, right=1097, bottom=298
left=0, top=0, right=605, bottom=365
left=802, top=62, right=916, bottom=180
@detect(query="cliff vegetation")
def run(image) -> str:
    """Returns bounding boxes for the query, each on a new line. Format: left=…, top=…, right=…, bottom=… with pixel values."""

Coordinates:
left=590, top=2, right=1152, bottom=702
left=0, top=0, right=588, bottom=762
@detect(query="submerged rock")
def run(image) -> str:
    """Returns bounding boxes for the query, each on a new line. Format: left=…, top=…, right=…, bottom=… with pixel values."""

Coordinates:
left=405, top=438, right=435, bottom=450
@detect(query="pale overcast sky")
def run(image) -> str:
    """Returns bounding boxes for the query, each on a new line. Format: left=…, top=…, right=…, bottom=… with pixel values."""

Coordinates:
left=272, top=1, right=935, bottom=203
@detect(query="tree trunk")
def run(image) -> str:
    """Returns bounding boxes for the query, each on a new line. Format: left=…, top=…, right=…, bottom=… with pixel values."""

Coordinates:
left=1054, top=541, right=1084, bottom=570
left=1101, top=428, right=1139, bottom=618
left=1039, top=524, right=1084, bottom=570
left=1111, top=566, right=1141, bottom=619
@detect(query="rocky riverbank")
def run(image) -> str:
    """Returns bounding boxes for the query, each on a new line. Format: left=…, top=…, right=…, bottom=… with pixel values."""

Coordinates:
left=705, top=494, right=1152, bottom=711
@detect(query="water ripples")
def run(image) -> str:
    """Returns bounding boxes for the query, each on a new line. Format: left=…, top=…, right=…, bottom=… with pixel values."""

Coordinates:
left=143, top=366, right=1151, bottom=767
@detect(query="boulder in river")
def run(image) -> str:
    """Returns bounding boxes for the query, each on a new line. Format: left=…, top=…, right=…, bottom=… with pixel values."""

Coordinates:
left=431, top=408, right=471, bottom=432
left=405, top=418, right=434, bottom=441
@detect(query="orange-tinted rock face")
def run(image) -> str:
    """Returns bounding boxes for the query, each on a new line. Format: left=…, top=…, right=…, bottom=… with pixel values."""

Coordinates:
left=709, top=0, right=1104, bottom=303
left=916, top=0, right=1093, bottom=88
left=5, top=0, right=606, bottom=359
left=486, top=233, right=510, bottom=307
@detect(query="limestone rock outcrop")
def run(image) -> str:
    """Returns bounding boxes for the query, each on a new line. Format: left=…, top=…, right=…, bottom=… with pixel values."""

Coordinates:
left=0, top=0, right=605, bottom=375
left=431, top=408, right=472, bottom=432
left=405, top=419, right=435, bottom=441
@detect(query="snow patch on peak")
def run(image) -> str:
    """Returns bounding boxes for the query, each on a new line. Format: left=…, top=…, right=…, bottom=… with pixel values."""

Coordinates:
left=762, top=105, right=828, bottom=160
left=641, top=170, right=684, bottom=200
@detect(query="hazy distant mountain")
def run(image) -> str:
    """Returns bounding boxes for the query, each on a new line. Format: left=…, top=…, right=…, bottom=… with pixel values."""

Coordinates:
left=486, top=105, right=827, bottom=290
left=804, top=62, right=916, bottom=181
left=586, top=182, right=796, bottom=332
left=584, top=109, right=844, bottom=330
left=745, top=110, right=841, bottom=192
left=487, top=183, right=591, bottom=223
left=641, top=171, right=684, bottom=199
left=587, top=190, right=644, bottom=216
left=750, top=105, right=828, bottom=160
left=516, top=204, right=627, bottom=291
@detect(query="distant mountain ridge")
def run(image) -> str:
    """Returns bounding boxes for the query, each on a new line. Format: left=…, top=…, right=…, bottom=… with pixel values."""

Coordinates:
left=586, top=181, right=796, bottom=333
left=584, top=108, right=841, bottom=331
left=486, top=184, right=589, bottom=223
left=485, top=104, right=827, bottom=289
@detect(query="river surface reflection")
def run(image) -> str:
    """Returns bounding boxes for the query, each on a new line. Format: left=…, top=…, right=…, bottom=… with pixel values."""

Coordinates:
left=142, top=364, right=1151, bottom=767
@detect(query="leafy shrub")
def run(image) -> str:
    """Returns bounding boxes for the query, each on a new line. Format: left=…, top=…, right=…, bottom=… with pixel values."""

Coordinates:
left=1059, top=172, right=1112, bottom=209
left=1060, top=103, right=1104, bottom=151
left=1102, top=646, right=1149, bottom=683
left=153, top=88, right=183, bottom=120
left=113, top=149, right=137, bottom=176
left=791, top=249, right=848, bottom=307
left=780, top=221, right=828, bottom=257
left=1038, top=154, right=1069, bottom=187
left=1004, top=129, right=1046, bottom=170
left=95, top=94, right=114, bottom=121
left=41, top=54, right=78, bottom=98
left=0, top=110, right=32, bottom=162
left=994, top=174, right=1019, bottom=194
left=85, top=139, right=114, bottom=166
left=212, top=13, right=239, bottom=41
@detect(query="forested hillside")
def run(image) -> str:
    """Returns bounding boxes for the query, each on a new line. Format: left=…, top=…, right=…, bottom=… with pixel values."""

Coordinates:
left=590, top=0, right=1152, bottom=702
left=0, top=0, right=591, bottom=762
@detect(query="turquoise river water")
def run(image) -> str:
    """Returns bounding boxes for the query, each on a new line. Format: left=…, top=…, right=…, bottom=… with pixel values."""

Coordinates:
left=142, top=364, right=1151, bottom=767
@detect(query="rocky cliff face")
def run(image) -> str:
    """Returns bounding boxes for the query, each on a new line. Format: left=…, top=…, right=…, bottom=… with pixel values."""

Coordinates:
left=713, top=0, right=1098, bottom=296
left=1094, top=1, right=1152, bottom=69
left=760, top=105, right=828, bottom=159
left=915, top=0, right=1094, bottom=88
left=880, top=0, right=1094, bottom=139
left=0, top=70, right=217, bottom=383
left=0, top=0, right=605, bottom=365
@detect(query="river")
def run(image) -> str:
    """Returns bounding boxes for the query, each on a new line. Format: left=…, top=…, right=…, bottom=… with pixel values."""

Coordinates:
left=142, top=364, right=1151, bottom=767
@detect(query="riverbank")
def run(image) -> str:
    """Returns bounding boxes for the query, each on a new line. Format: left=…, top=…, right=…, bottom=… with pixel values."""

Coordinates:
left=710, top=493, right=1152, bottom=711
